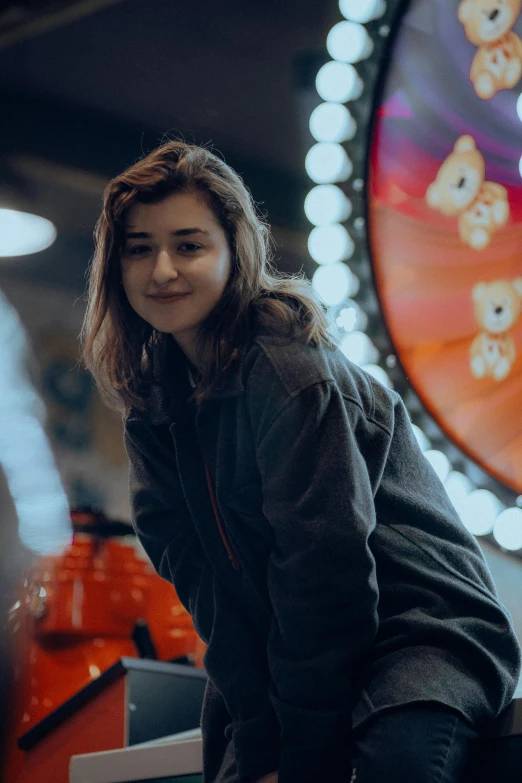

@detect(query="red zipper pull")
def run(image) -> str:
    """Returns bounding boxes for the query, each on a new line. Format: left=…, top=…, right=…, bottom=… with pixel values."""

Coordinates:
left=204, top=463, right=241, bottom=572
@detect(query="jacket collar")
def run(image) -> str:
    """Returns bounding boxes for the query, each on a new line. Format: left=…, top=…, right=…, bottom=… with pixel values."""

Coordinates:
left=155, top=335, right=245, bottom=402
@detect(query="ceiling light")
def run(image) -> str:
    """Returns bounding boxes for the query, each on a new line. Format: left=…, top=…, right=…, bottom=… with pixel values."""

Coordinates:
left=0, top=208, right=57, bottom=257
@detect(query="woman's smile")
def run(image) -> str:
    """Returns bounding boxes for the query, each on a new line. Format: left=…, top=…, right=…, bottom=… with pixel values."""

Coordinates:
left=148, top=292, right=191, bottom=304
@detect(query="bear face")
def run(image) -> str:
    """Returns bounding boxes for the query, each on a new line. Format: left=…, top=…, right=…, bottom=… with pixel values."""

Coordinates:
left=472, top=278, right=522, bottom=332
left=426, top=136, right=485, bottom=217
left=458, top=0, right=522, bottom=46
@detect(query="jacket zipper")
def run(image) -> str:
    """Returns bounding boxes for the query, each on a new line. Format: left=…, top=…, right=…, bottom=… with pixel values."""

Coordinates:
left=204, top=462, right=240, bottom=571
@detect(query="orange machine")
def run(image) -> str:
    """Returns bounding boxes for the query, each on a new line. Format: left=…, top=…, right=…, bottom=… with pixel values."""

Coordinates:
left=3, top=508, right=204, bottom=783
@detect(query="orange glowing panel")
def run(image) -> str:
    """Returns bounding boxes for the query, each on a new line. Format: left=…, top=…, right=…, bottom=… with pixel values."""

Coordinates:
left=368, top=0, right=522, bottom=493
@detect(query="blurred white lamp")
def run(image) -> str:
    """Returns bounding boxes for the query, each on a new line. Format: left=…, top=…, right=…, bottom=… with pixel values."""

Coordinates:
left=305, top=143, right=353, bottom=184
left=424, top=450, right=451, bottom=483
left=340, top=0, right=387, bottom=23
left=316, top=61, right=363, bottom=103
left=457, top=489, right=502, bottom=536
left=327, top=21, right=374, bottom=63
left=312, top=262, right=357, bottom=306
left=305, top=184, right=352, bottom=225
left=0, top=208, right=57, bottom=257
left=308, top=224, right=354, bottom=264
left=493, top=508, right=522, bottom=550
left=362, top=364, right=392, bottom=388
left=309, top=102, right=357, bottom=143
left=339, top=331, right=379, bottom=365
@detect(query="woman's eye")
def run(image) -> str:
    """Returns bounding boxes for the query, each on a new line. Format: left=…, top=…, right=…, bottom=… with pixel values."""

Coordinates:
left=125, top=245, right=149, bottom=256
left=179, top=242, right=202, bottom=253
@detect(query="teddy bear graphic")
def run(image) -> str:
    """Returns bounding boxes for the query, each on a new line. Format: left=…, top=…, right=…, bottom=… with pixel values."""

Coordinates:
left=426, top=135, right=509, bottom=250
left=458, top=0, right=522, bottom=99
left=470, top=278, right=522, bottom=380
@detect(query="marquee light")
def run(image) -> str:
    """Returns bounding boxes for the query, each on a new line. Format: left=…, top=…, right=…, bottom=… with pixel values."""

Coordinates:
left=308, top=223, right=355, bottom=264
left=493, top=508, right=522, bottom=550
left=309, top=102, right=357, bottom=143
left=339, top=330, right=379, bottom=366
left=304, top=0, right=522, bottom=554
left=312, top=262, right=358, bottom=306
left=305, top=184, right=353, bottom=225
left=327, top=21, right=374, bottom=63
left=339, top=0, right=387, bottom=23
left=316, top=61, right=364, bottom=103
left=305, top=143, right=353, bottom=184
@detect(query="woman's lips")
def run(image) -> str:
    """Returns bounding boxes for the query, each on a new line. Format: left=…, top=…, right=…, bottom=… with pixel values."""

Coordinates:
left=149, top=293, right=190, bottom=304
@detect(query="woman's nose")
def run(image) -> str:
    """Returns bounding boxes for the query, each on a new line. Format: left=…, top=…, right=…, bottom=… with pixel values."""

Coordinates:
left=151, top=249, right=178, bottom=284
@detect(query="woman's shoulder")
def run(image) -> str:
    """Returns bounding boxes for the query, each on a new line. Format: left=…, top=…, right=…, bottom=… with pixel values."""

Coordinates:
left=243, top=331, right=383, bottom=420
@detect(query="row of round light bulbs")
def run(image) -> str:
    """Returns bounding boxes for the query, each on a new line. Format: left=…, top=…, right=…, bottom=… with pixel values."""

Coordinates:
left=304, top=0, right=522, bottom=551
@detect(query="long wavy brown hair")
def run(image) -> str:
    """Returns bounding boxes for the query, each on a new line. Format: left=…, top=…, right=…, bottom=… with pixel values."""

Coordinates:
left=81, top=140, right=335, bottom=414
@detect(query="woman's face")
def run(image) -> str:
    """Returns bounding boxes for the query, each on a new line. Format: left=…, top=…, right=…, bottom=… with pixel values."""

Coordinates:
left=121, top=190, right=232, bottom=365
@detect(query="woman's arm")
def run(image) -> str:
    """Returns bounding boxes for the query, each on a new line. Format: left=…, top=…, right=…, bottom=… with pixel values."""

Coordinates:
left=249, top=381, right=380, bottom=783
left=124, top=414, right=216, bottom=641
left=124, top=412, right=281, bottom=781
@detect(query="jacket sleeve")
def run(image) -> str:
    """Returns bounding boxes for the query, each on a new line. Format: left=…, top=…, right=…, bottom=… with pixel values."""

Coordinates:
left=124, top=412, right=281, bottom=782
left=250, top=380, right=380, bottom=783
left=124, top=413, right=216, bottom=642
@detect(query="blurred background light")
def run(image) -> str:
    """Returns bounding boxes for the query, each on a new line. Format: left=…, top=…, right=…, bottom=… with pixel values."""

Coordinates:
left=312, top=262, right=357, bottom=306
left=305, top=143, right=353, bottom=183
left=0, top=291, right=71, bottom=554
left=339, top=330, right=379, bottom=365
left=493, top=508, right=522, bottom=551
left=444, top=471, right=474, bottom=507
left=334, top=299, right=368, bottom=332
left=339, top=0, right=387, bottom=23
left=305, top=184, right=353, bottom=225
left=309, top=102, right=357, bottom=143
left=315, top=61, right=363, bottom=103
left=424, top=449, right=451, bottom=483
left=327, top=21, right=374, bottom=63
left=456, top=489, right=503, bottom=536
left=308, top=223, right=354, bottom=264
left=411, top=424, right=431, bottom=452
left=361, top=363, right=393, bottom=388
left=0, top=209, right=57, bottom=257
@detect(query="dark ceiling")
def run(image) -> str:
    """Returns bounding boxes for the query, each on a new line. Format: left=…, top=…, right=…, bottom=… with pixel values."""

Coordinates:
left=0, top=0, right=336, bottom=291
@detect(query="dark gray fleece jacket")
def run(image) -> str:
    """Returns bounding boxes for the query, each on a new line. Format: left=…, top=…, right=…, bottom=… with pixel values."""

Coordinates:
left=123, top=332, right=521, bottom=783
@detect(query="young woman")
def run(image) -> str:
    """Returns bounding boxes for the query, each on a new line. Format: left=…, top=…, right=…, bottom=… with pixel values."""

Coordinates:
left=83, top=141, right=521, bottom=783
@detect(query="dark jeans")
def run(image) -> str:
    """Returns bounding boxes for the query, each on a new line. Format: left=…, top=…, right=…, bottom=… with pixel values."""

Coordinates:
left=349, top=702, right=479, bottom=783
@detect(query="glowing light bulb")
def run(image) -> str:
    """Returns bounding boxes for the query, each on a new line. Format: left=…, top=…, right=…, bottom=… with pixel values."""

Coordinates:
left=312, top=262, right=357, bottom=306
left=339, top=0, right=387, bottom=23
left=361, top=364, right=392, bottom=388
left=457, top=490, right=502, bottom=536
left=316, top=61, right=363, bottom=103
left=309, top=102, right=357, bottom=143
left=335, top=300, right=368, bottom=332
left=305, top=185, right=352, bottom=226
left=444, top=471, right=474, bottom=507
left=305, top=143, right=353, bottom=184
left=411, top=424, right=430, bottom=452
left=424, top=450, right=451, bottom=483
left=339, top=331, right=379, bottom=366
left=327, top=21, right=374, bottom=63
left=493, top=508, right=522, bottom=550
left=308, top=224, right=354, bottom=264
left=0, top=209, right=57, bottom=257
